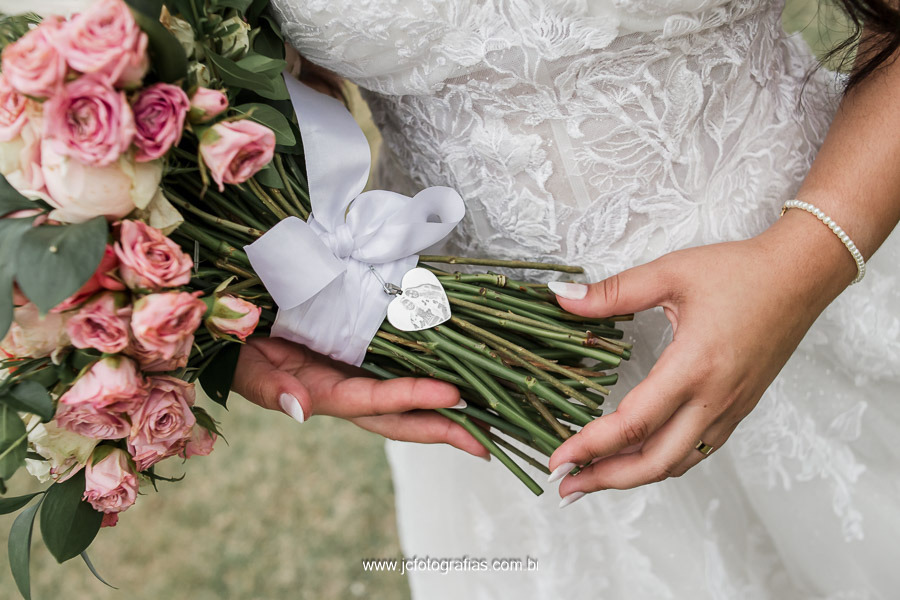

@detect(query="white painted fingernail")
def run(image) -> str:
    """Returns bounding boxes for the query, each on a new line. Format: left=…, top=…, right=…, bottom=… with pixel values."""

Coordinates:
left=547, top=461, right=576, bottom=483
left=278, top=393, right=305, bottom=423
left=448, top=399, right=467, bottom=409
left=559, top=491, right=586, bottom=509
left=548, top=282, right=588, bottom=300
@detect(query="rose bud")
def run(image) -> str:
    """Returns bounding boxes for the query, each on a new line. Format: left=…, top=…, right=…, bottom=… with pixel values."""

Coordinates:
left=132, top=83, right=190, bottom=162
left=206, top=295, right=261, bottom=341
left=199, top=119, right=275, bottom=191
left=114, top=220, right=193, bottom=290
left=66, top=292, right=132, bottom=354
left=188, top=87, right=228, bottom=123
left=127, top=376, right=196, bottom=471
left=83, top=448, right=138, bottom=517
left=180, top=424, right=217, bottom=459
left=127, top=333, right=193, bottom=373
left=0, top=16, right=67, bottom=99
left=58, top=356, right=149, bottom=415
left=57, top=0, right=149, bottom=88
left=130, top=292, right=206, bottom=361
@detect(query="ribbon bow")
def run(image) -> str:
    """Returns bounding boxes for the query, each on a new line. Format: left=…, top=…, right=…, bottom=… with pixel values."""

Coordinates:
left=245, top=75, right=465, bottom=366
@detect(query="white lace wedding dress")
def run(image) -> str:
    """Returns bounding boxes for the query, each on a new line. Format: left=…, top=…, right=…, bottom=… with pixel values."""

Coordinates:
left=268, top=0, right=900, bottom=598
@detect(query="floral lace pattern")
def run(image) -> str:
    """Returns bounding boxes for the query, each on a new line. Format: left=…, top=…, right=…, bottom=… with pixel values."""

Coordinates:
left=272, top=0, right=900, bottom=597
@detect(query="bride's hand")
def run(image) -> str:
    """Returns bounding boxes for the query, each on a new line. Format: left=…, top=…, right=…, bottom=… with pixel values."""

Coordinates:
left=547, top=210, right=856, bottom=500
left=232, top=336, right=489, bottom=460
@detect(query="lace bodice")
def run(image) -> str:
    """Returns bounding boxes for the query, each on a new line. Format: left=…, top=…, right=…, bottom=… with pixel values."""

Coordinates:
left=269, top=1, right=900, bottom=598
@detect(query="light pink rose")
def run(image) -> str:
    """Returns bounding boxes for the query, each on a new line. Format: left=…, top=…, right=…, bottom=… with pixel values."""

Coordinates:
left=59, top=356, right=149, bottom=415
left=1, top=120, right=47, bottom=201
left=114, top=220, right=193, bottom=290
left=66, top=292, right=131, bottom=353
left=132, top=83, right=190, bottom=162
left=0, top=75, right=28, bottom=142
left=83, top=448, right=138, bottom=515
left=180, top=424, right=216, bottom=459
left=207, top=295, right=261, bottom=341
left=52, top=245, right=125, bottom=312
left=127, top=376, right=196, bottom=471
left=188, top=88, right=228, bottom=123
left=130, top=292, right=206, bottom=361
left=199, top=120, right=275, bottom=191
left=57, top=0, right=149, bottom=88
left=0, top=17, right=67, bottom=99
left=55, top=403, right=131, bottom=440
left=0, top=303, right=68, bottom=358
left=43, top=76, right=135, bottom=167
left=126, top=332, right=193, bottom=373
left=41, top=142, right=162, bottom=224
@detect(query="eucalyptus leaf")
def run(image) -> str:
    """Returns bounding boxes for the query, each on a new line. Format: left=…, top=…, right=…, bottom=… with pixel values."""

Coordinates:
left=39, top=470, right=103, bottom=563
left=198, top=342, right=241, bottom=407
left=9, top=498, right=42, bottom=600
left=0, top=492, right=42, bottom=515
left=0, top=405, right=26, bottom=480
left=0, top=173, right=36, bottom=217
left=233, top=103, right=296, bottom=146
left=0, top=217, right=34, bottom=338
left=15, top=217, right=108, bottom=314
left=2, top=381, right=54, bottom=422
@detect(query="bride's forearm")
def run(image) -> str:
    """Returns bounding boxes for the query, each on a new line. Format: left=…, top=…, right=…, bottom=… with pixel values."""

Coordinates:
left=786, top=29, right=900, bottom=266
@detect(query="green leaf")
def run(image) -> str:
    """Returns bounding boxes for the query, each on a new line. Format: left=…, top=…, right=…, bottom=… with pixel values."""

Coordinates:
left=253, top=165, right=284, bottom=189
left=192, top=406, right=226, bottom=441
left=253, top=16, right=285, bottom=59
left=9, top=497, right=42, bottom=600
left=198, top=342, right=241, bottom=407
left=15, top=217, right=108, bottom=314
left=39, top=470, right=103, bottom=563
left=81, top=551, right=117, bottom=590
left=233, top=103, right=295, bottom=146
left=0, top=492, right=42, bottom=515
left=235, top=54, right=287, bottom=78
left=207, top=51, right=289, bottom=100
left=0, top=405, right=26, bottom=481
left=212, top=0, right=253, bottom=11
left=0, top=173, right=36, bottom=217
left=0, top=217, right=34, bottom=339
left=129, top=4, right=189, bottom=83
left=2, top=381, right=54, bottom=422
left=247, top=0, right=270, bottom=24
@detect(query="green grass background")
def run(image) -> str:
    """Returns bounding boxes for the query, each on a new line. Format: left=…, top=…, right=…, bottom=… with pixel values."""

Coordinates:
left=0, top=3, right=851, bottom=599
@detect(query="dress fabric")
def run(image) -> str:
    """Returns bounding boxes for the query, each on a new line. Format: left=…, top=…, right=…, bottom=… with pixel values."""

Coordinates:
left=271, top=1, right=900, bottom=598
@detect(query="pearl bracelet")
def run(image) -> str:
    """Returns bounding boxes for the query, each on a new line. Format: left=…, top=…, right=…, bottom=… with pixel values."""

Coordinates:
left=780, top=199, right=866, bottom=284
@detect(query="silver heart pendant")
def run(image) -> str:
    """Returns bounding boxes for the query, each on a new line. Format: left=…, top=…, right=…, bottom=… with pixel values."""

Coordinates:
left=386, top=268, right=452, bottom=332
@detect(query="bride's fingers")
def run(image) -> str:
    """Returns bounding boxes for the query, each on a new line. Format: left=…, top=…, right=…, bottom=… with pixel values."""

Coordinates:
left=549, top=257, right=677, bottom=319
left=351, top=411, right=491, bottom=460
left=323, top=375, right=463, bottom=419
left=548, top=342, right=693, bottom=474
left=669, top=422, right=737, bottom=477
left=556, top=404, right=713, bottom=496
left=233, top=343, right=313, bottom=423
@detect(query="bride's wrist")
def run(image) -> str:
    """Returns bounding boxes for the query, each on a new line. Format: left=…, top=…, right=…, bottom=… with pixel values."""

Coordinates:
left=755, top=207, right=857, bottom=308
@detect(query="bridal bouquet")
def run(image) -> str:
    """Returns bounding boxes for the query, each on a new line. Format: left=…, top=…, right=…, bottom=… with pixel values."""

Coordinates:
left=0, top=0, right=631, bottom=597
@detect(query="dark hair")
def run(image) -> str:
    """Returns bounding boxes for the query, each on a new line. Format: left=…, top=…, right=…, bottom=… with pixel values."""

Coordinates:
left=824, top=0, right=900, bottom=91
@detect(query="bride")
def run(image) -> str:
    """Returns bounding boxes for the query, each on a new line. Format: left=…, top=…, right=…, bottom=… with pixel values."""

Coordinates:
left=19, top=0, right=898, bottom=597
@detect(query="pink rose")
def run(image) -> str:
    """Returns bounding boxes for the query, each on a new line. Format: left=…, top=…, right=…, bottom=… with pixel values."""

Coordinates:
left=83, top=448, right=138, bottom=515
left=59, top=356, right=149, bottom=415
left=43, top=76, right=135, bottom=167
left=54, top=403, right=131, bottom=440
left=66, top=292, right=131, bottom=353
left=0, top=75, right=28, bottom=142
left=180, top=424, right=217, bottom=459
left=130, top=292, right=206, bottom=361
left=114, top=220, right=193, bottom=290
left=57, top=0, right=149, bottom=88
left=132, top=83, right=190, bottom=162
left=188, top=88, right=228, bottom=123
left=207, top=295, right=261, bottom=341
left=126, top=332, right=193, bottom=373
left=0, top=303, right=68, bottom=358
left=199, top=120, right=275, bottom=191
left=127, top=376, right=196, bottom=471
left=52, top=245, right=125, bottom=312
left=0, top=17, right=67, bottom=99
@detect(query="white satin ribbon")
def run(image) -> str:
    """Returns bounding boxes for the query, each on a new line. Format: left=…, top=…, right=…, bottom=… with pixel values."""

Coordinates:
left=244, top=75, right=465, bottom=366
